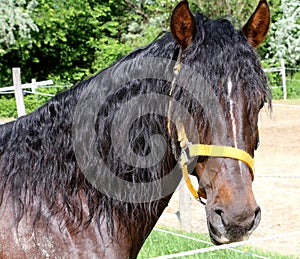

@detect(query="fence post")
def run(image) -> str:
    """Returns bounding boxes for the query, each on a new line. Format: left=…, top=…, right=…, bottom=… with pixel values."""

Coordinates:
left=31, top=78, right=37, bottom=94
left=12, top=68, right=26, bottom=117
left=179, top=183, right=191, bottom=232
left=31, top=78, right=38, bottom=99
left=281, top=59, right=287, bottom=100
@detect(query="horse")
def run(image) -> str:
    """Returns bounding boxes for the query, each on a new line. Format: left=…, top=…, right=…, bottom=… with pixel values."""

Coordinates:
left=0, top=0, right=271, bottom=258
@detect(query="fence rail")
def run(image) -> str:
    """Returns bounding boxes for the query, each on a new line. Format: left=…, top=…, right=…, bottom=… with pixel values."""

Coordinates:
left=0, top=78, right=53, bottom=93
left=0, top=67, right=54, bottom=117
left=264, top=59, right=287, bottom=100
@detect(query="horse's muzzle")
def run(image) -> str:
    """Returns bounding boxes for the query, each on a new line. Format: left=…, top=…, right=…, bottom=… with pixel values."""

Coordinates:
left=207, top=206, right=261, bottom=245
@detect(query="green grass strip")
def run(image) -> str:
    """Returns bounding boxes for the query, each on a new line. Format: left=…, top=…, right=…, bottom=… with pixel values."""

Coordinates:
left=138, top=228, right=297, bottom=259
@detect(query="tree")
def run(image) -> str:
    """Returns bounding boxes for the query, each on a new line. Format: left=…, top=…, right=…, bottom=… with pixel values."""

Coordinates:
left=0, top=0, right=177, bottom=85
left=0, top=0, right=133, bottom=85
left=0, top=0, right=38, bottom=55
left=0, top=0, right=287, bottom=87
left=197, top=0, right=257, bottom=25
left=265, top=0, right=300, bottom=67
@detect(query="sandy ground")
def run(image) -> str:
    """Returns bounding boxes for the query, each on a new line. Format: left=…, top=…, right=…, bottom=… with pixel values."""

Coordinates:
left=157, top=103, right=300, bottom=257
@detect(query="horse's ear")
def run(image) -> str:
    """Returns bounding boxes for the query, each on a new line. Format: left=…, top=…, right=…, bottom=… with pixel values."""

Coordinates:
left=171, top=0, right=195, bottom=50
left=242, top=0, right=270, bottom=48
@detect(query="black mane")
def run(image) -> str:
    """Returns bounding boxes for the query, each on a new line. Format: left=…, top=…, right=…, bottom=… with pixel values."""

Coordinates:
left=0, top=13, right=270, bottom=238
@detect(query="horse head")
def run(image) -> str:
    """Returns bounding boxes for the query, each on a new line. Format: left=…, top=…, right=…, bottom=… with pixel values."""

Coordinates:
left=169, top=0, right=270, bottom=244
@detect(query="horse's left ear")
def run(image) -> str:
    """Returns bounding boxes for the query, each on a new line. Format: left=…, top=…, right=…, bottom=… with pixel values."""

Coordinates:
left=242, top=0, right=270, bottom=48
left=171, top=0, right=195, bottom=50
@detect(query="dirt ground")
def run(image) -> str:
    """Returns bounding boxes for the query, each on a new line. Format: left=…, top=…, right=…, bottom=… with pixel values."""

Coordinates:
left=157, top=102, right=300, bottom=257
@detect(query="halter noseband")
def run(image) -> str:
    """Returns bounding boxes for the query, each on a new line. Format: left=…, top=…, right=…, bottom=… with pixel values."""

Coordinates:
left=168, top=48, right=255, bottom=204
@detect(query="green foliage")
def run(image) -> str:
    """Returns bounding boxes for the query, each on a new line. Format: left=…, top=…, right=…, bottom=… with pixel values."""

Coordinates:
left=262, top=61, right=282, bottom=88
left=1, top=0, right=130, bottom=85
left=0, top=0, right=38, bottom=55
left=1, top=0, right=177, bottom=86
left=0, top=0, right=298, bottom=99
left=272, top=87, right=285, bottom=100
left=263, top=58, right=300, bottom=100
left=197, top=0, right=257, bottom=25
left=0, top=87, right=66, bottom=118
left=0, top=96, right=17, bottom=118
left=264, top=0, right=300, bottom=67
left=267, top=71, right=300, bottom=100
left=0, top=0, right=268, bottom=88
left=286, top=72, right=300, bottom=99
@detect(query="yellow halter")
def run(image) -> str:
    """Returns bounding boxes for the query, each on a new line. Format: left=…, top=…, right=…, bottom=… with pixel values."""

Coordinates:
left=177, top=124, right=255, bottom=202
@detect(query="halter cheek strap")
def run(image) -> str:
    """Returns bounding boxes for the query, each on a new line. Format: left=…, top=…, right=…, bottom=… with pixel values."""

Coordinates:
left=178, top=122, right=255, bottom=203
left=181, top=144, right=254, bottom=178
left=167, top=47, right=255, bottom=203
left=180, top=141, right=255, bottom=201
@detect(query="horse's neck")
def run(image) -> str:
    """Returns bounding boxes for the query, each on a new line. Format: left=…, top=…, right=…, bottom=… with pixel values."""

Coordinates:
left=0, top=187, right=172, bottom=258
left=121, top=197, right=173, bottom=258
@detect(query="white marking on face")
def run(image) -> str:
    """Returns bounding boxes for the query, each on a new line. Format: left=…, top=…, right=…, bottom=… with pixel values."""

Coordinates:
left=228, top=77, right=243, bottom=175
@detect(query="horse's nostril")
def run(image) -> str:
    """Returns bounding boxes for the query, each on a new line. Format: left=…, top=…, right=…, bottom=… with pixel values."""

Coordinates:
left=255, top=207, right=261, bottom=218
left=214, top=208, right=227, bottom=226
left=248, top=207, right=261, bottom=232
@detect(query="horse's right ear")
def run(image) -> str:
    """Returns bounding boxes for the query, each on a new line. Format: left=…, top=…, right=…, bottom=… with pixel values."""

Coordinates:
left=242, top=0, right=270, bottom=48
left=171, top=0, right=195, bottom=50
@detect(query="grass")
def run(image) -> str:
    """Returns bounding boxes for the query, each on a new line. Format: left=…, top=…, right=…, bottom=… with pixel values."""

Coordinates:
left=138, top=229, right=297, bottom=259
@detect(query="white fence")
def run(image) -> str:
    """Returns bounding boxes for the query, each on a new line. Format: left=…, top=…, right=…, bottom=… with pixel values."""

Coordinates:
left=264, top=59, right=287, bottom=100
left=1, top=62, right=300, bottom=117
left=0, top=68, right=54, bottom=117
left=264, top=60, right=300, bottom=100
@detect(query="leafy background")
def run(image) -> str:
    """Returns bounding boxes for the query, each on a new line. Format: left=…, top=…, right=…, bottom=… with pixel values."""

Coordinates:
left=0, top=0, right=299, bottom=117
